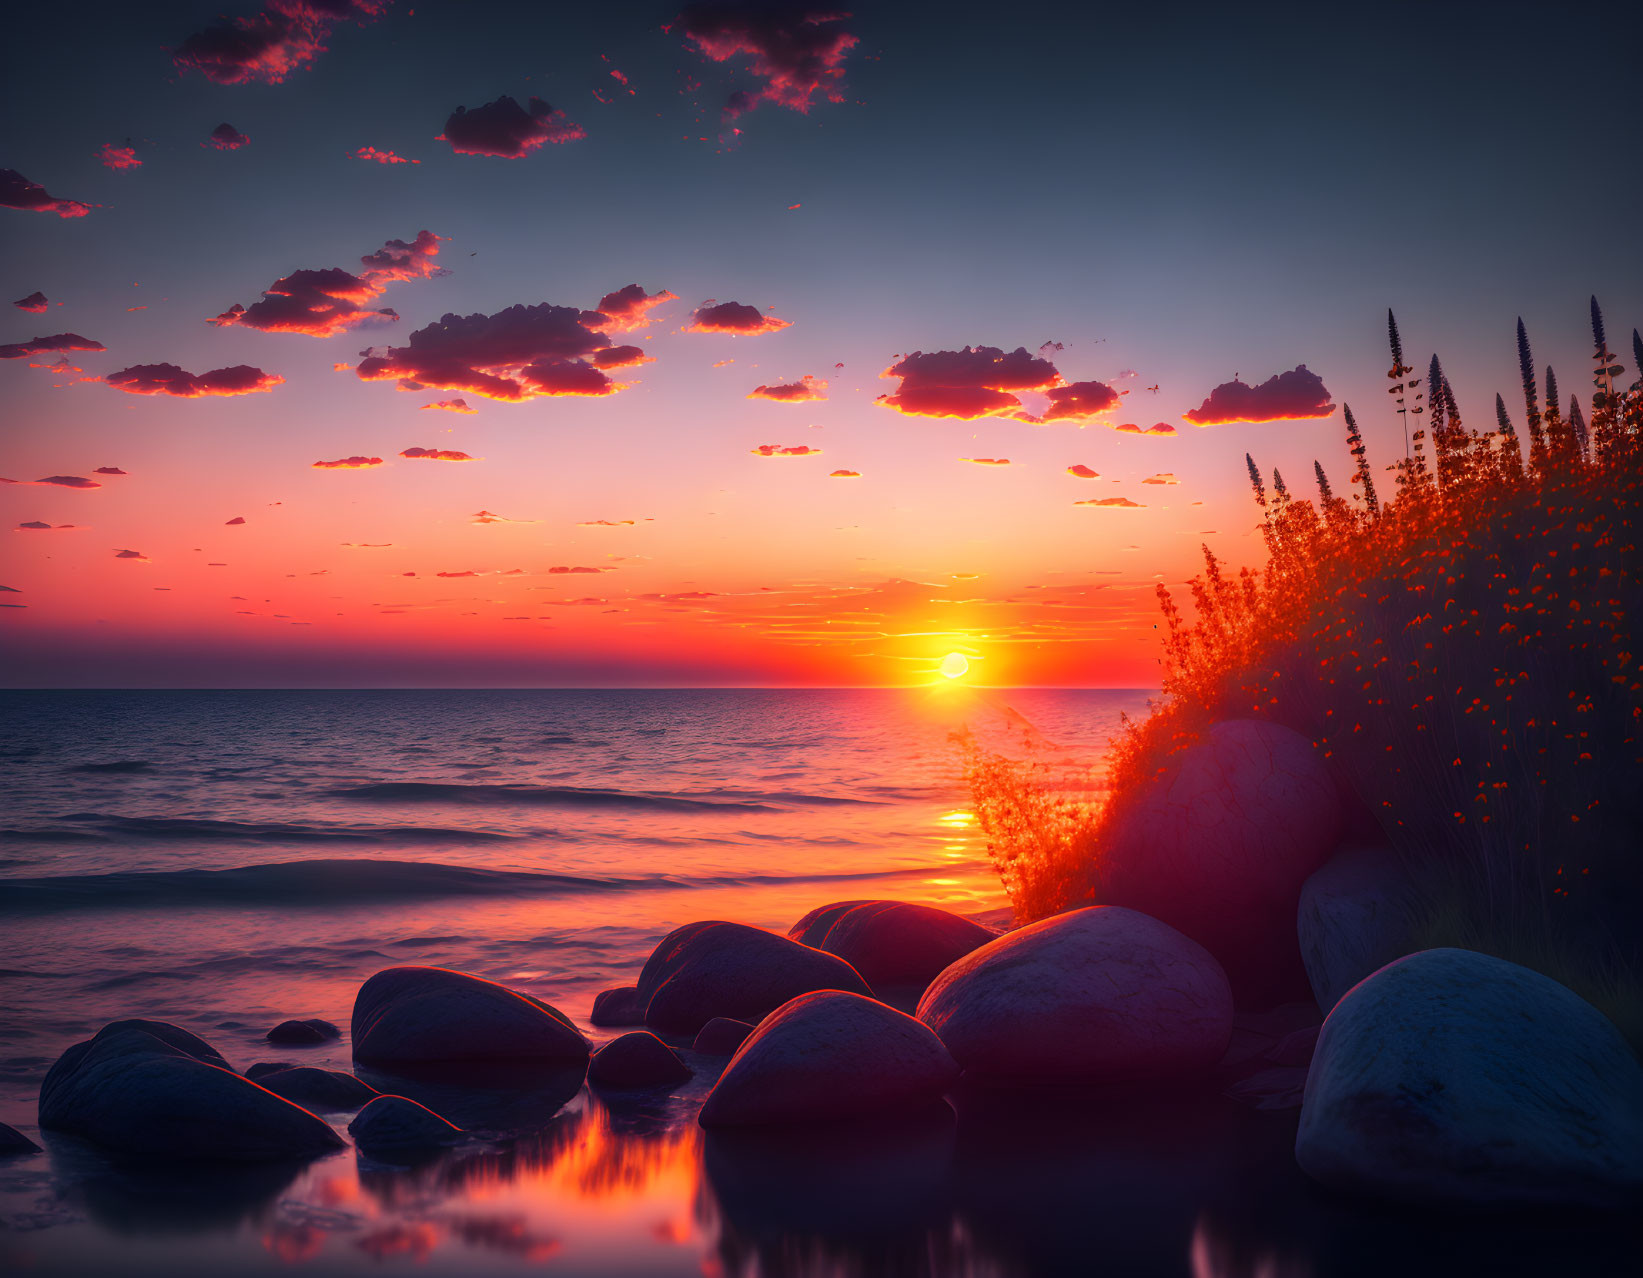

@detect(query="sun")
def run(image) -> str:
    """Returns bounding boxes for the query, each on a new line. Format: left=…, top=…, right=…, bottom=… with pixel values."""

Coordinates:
left=938, top=652, right=970, bottom=680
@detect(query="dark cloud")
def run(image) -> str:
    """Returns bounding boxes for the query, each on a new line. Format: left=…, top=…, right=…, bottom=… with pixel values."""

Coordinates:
left=595, top=285, right=676, bottom=332
left=97, top=143, right=141, bottom=171
left=172, top=1, right=391, bottom=86
left=876, top=345, right=1058, bottom=420
left=678, top=4, right=858, bottom=124
left=36, top=475, right=101, bottom=488
left=313, top=455, right=384, bottom=468
left=1066, top=464, right=1099, bottom=478
left=0, top=333, right=105, bottom=360
left=1183, top=365, right=1335, bottom=426
left=206, top=123, right=251, bottom=150
left=14, top=291, right=48, bottom=313
left=1114, top=422, right=1178, bottom=436
left=94, top=467, right=127, bottom=475
left=685, top=300, right=791, bottom=335
left=439, top=95, right=585, bottom=158
left=0, top=169, right=91, bottom=218
left=748, top=374, right=825, bottom=402
left=400, top=447, right=476, bottom=461
left=1039, top=379, right=1121, bottom=422
left=113, top=548, right=148, bottom=559
left=591, top=344, right=652, bottom=369
left=104, top=363, right=283, bottom=397
left=436, top=570, right=478, bottom=577
left=17, top=521, right=70, bottom=531
left=751, top=443, right=821, bottom=456
left=548, top=565, right=607, bottom=574
left=226, top=516, right=247, bottom=524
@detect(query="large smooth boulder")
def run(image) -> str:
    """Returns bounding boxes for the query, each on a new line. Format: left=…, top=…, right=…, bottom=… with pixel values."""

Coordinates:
left=588, top=1032, right=692, bottom=1090
left=917, top=906, right=1234, bottom=1082
left=1297, top=948, right=1643, bottom=1205
left=266, top=1018, right=339, bottom=1045
left=348, top=1095, right=464, bottom=1154
left=590, top=986, right=644, bottom=1027
left=1297, top=846, right=1421, bottom=1012
left=789, top=900, right=995, bottom=995
left=700, top=990, right=958, bottom=1127
left=1098, top=719, right=1343, bottom=1004
left=692, top=1017, right=754, bottom=1056
left=255, top=1067, right=380, bottom=1112
left=636, top=921, right=871, bottom=1036
left=39, top=1020, right=344, bottom=1161
left=351, top=966, right=589, bottom=1066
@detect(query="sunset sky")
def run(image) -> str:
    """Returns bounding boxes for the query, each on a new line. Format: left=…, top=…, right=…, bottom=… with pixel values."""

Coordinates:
left=5, top=0, right=1640, bottom=687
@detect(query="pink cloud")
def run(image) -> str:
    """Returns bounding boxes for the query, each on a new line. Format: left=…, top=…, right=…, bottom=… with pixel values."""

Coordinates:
left=400, top=447, right=477, bottom=461
left=876, top=345, right=1059, bottom=421
left=440, top=95, right=585, bottom=158
left=751, top=443, right=821, bottom=456
left=1038, top=379, right=1121, bottom=422
left=1183, top=365, right=1335, bottom=426
left=685, top=300, right=791, bottom=335
left=172, top=1, right=391, bottom=86
left=1115, top=422, right=1178, bottom=436
left=960, top=457, right=1010, bottom=465
left=1074, top=497, right=1145, bottom=508
left=97, top=144, right=141, bottom=171
left=94, top=467, right=126, bottom=475
left=748, top=374, right=826, bottom=402
left=1066, top=464, right=1099, bottom=478
left=1141, top=473, right=1179, bottom=485
left=596, top=285, right=676, bottom=332
left=1, top=333, right=106, bottom=360
left=312, top=455, right=384, bottom=469
left=420, top=398, right=474, bottom=413
left=829, top=469, right=860, bottom=478
left=206, top=123, right=251, bottom=150
left=104, top=364, right=283, bottom=397
left=679, top=4, right=858, bottom=123
left=591, top=344, right=652, bottom=369
left=354, top=146, right=419, bottom=165
left=0, top=169, right=91, bottom=218
left=14, top=291, right=49, bottom=313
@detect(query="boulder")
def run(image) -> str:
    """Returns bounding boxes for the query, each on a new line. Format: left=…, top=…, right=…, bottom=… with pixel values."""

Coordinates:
left=0, top=1121, right=41, bottom=1155
left=39, top=1019, right=344, bottom=1161
left=917, top=906, right=1234, bottom=1082
left=588, top=1032, right=693, bottom=1090
left=1296, top=948, right=1643, bottom=1206
left=1297, top=846, right=1421, bottom=1012
left=788, top=900, right=995, bottom=995
left=636, top=921, right=871, bottom=1036
left=351, top=966, right=589, bottom=1066
left=700, top=990, right=959, bottom=1127
left=266, top=1018, right=339, bottom=1045
left=255, top=1067, right=380, bottom=1112
left=347, top=1095, right=464, bottom=1155
left=590, top=986, right=645, bottom=1027
left=1098, top=719, right=1343, bottom=1004
left=693, top=1017, right=754, bottom=1056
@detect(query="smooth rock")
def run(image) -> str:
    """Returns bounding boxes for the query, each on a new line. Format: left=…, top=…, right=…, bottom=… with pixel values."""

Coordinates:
left=692, top=1017, right=754, bottom=1055
left=636, top=921, right=870, bottom=1036
left=1099, top=719, right=1343, bottom=1004
left=789, top=900, right=995, bottom=994
left=266, top=1018, right=339, bottom=1045
left=352, top=966, right=589, bottom=1066
left=1297, top=948, right=1643, bottom=1205
left=255, top=1067, right=380, bottom=1112
left=1298, top=846, right=1421, bottom=1012
left=917, top=906, right=1234, bottom=1081
left=0, top=1121, right=41, bottom=1155
left=700, top=990, right=959, bottom=1126
left=244, top=1061, right=299, bottom=1079
left=347, top=1095, right=464, bottom=1154
left=39, top=1019, right=344, bottom=1161
left=588, top=1032, right=692, bottom=1090
left=590, top=986, right=645, bottom=1027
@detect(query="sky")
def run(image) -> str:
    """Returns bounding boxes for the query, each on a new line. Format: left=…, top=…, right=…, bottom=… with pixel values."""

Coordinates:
left=4, top=0, right=1640, bottom=688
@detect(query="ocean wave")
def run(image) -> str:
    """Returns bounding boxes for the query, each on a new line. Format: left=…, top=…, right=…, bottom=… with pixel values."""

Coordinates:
left=14, top=816, right=517, bottom=845
left=326, top=782, right=779, bottom=811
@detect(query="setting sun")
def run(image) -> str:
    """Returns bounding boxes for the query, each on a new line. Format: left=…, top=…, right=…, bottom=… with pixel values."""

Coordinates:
left=939, top=652, right=970, bottom=679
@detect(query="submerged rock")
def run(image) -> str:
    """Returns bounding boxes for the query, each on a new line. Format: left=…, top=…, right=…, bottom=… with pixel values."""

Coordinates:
left=351, top=966, right=589, bottom=1066
left=590, top=986, right=645, bottom=1027
left=692, top=1017, right=754, bottom=1056
left=588, top=1032, right=693, bottom=1090
left=1297, top=846, right=1421, bottom=1012
left=0, top=1121, right=41, bottom=1155
left=1296, top=948, right=1643, bottom=1206
left=1099, top=719, right=1342, bottom=1004
left=348, top=1094, right=464, bottom=1154
left=917, top=906, right=1234, bottom=1082
left=244, top=1061, right=300, bottom=1080
left=637, top=921, right=870, bottom=1036
left=39, top=1019, right=344, bottom=1161
left=789, top=900, right=995, bottom=996
left=266, top=1018, right=339, bottom=1045
left=255, top=1067, right=380, bottom=1112
left=700, top=990, right=958, bottom=1127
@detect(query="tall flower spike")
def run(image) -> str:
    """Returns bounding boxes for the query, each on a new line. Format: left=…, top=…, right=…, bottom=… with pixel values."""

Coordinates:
left=1313, top=459, right=1335, bottom=505
left=1245, top=453, right=1267, bottom=508
left=1517, top=317, right=1544, bottom=460
left=1569, top=395, right=1589, bottom=459
left=1495, top=392, right=1513, bottom=436
left=1388, top=309, right=1405, bottom=372
left=1342, top=404, right=1379, bottom=515
left=1590, top=296, right=1608, bottom=356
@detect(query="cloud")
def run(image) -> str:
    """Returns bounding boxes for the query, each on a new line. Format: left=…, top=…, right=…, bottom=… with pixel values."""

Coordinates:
left=712, top=358, right=734, bottom=368
left=678, top=4, right=858, bottom=123
left=211, top=230, right=444, bottom=337
left=1141, top=473, right=1178, bottom=485
left=751, top=444, right=821, bottom=456
left=172, top=0, right=390, bottom=86
left=1066, top=464, right=1099, bottom=478
left=436, top=570, right=478, bottom=578
left=440, top=95, right=585, bottom=158
left=113, top=548, right=148, bottom=559
left=400, top=447, right=476, bottom=461
left=0, top=333, right=105, bottom=360
left=17, top=521, right=76, bottom=531
left=206, top=123, right=251, bottom=150
left=748, top=374, right=826, bottom=402
left=1038, top=379, right=1121, bottom=422
left=226, top=516, right=247, bottom=524
left=355, top=301, right=641, bottom=402
left=354, top=146, right=419, bottom=164
left=0, top=169, right=91, bottom=218
left=829, top=469, right=860, bottom=478
left=1114, top=422, right=1177, bottom=436
left=313, top=455, right=384, bottom=468
left=420, top=398, right=474, bottom=413
left=685, top=300, right=792, bottom=335
left=1183, top=365, right=1335, bottom=426
left=591, top=344, right=652, bottom=369
left=14, top=291, right=48, bottom=313
left=960, top=457, right=1010, bottom=465
left=548, top=565, right=607, bottom=574
left=105, top=363, right=282, bottom=397
left=36, top=475, right=101, bottom=488
left=472, top=510, right=536, bottom=524
left=578, top=518, right=635, bottom=526
left=1074, top=497, right=1145, bottom=508
left=97, top=144, right=141, bottom=171
left=94, top=467, right=126, bottom=475
left=875, top=345, right=1059, bottom=420
left=596, top=285, right=676, bottom=332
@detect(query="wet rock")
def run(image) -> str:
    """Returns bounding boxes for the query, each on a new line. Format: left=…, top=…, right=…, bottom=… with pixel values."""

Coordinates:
left=701, top=990, right=959, bottom=1126
left=347, top=1094, right=464, bottom=1154
left=588, top=1032, right=692, bottom=1090
left=0, top=1121, right=41, bottom=1155
left=1297, top=846, right=1421, bottom=1012
left=692, top=1017, right=754, bottom=1055
left=39, top=1019, right=344, bottom=1161
left=789, top=900, right=995, bottom=996
left=917, top=906, right=1234, bottom=1082
left=637, top=921, right=870, bottom=1036
left=590, top=986, right=645, bottom=1027
left=351, top=966, right=589, bottom=1066
left=244, top=1060, right=299, bottom=1079
left=1297, top=948, right=1643, bottom=1205
left=266, top=1018, right=339, bottom=1045
left=1099, top=719, right=1343, bottom=1004
left=255, top=1066, right=380, bottom=1111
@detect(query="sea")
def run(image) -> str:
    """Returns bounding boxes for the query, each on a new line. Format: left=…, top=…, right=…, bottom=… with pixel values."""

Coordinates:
left=0, top=689, right=1629, bottom=1276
